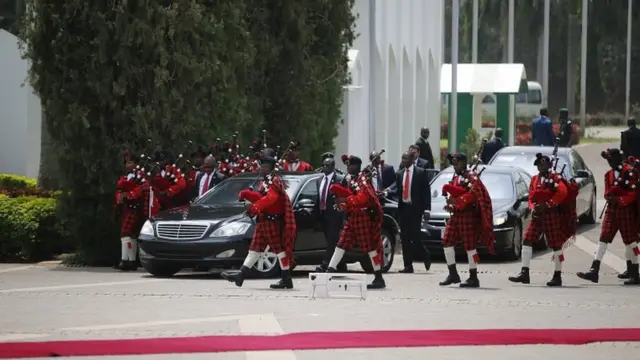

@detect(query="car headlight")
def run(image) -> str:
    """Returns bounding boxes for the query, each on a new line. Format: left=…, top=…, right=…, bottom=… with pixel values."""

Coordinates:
left=493, top=213, right=508, bottom=226
left=210, top=223, right=250, bottom=237
left=140, top=221, right=154, bottom=236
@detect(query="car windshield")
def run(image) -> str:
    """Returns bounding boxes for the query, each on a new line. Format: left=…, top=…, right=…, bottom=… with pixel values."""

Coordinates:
left=194, top=177, right=301, bottom=206
left=431, top=172, right=514, bottom=201
left=490, top=153, right=570, bottom=178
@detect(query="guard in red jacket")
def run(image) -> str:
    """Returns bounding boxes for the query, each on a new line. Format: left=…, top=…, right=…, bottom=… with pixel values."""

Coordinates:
left=324, top=156, right=386, bottom=289
left=577, top=149, right=640, bottom=285
left=113, top=153, right=143, bottom=271
left=439, top=153, right=494, bottom=288
left=222, top=156, right=297, bottom=289
left=509, top=153, right=568, bottom=286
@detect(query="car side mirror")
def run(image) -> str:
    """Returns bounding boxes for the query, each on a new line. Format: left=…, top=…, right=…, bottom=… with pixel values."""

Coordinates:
left=575, top=170, right=590, bottom=178
left=296, top=198, right=315, bottom=209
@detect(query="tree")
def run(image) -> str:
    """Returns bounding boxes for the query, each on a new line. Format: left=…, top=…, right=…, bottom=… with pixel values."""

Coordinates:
left=20, top=0, right=256, bottom=264
left=20, top=0, right=355, bottom=264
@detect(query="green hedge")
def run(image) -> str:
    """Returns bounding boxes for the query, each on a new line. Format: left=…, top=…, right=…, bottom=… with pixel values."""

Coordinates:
left=0, top=188, right=70, bottom=262
left=0, top=174, right=37, bottom=190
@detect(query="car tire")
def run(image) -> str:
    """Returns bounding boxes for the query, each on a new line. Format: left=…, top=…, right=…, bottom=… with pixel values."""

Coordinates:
left=142, top=262, right=181, bottom=278
left=250, top=246, right=281, bottom=278
left=359, top=229, right=396, bottom=273
left=579, top=193, right=597, bottom=225
left=506, top=222, right=523, bottom=261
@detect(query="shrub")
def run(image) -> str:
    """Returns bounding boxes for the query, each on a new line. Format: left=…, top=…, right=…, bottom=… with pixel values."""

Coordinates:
left=0, top=174, right=37, bottom=190
left=0, top=195, right=70, bottom=261
left=440, top=122, right=580, bottom=146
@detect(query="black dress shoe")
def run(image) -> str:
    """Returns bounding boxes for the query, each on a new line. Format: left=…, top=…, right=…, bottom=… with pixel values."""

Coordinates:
left=367, top=271, right=386, bottom=289
left=460, top=269, right=480, bottom=288
left=439, top=264, right=461, bottom=286
left=398, top=268, right=414, bottom=273
left=576, top=260, right=600, bottom=283
left=337, top=263, right=348, bottom=272
left=315, top=264, right=327, bottom=272
left=113, top=261, right=130, bottom=271
left=508, top=267, right=530, bottom=284
left=546, top=271, right=562, bottom=287
left=221, top=266, right=251, bottom=287
left=270, top=270, right=294, bottom=289
left=623, top=264, right=640, bottom=285
left=618, top=261, right=632, bottom=279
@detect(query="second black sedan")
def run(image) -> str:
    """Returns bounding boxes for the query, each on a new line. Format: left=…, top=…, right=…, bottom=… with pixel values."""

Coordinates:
left=421, top=165, right=537, bottom=259
left=488, top=146, right=597, bottom=224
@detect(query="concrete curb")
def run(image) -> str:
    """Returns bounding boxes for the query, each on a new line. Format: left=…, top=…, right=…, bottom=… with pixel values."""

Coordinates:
left=35, top=260, right=63, bottom=269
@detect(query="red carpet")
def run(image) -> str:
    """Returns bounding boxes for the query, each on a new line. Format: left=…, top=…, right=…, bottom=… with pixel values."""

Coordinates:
left=1, top=328, right=640, bottom=358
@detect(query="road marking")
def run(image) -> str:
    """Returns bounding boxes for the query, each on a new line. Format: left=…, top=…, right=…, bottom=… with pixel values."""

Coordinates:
left=0, top=279, right=167, bottom=293
left=61, top=314, right=241, bottom=331
left=0, top=265, right=33, bottom=274
left=238, top=313, right=296, bottom=360
left=0, top=333, right=50, bottom=341
left=573, top=234, right=627, bottom=273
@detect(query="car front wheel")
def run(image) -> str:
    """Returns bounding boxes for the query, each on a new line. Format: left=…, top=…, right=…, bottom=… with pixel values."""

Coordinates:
left=142, top=262, right=181, bottom=278
left=250, top=246, right=281, bottom=278
left=505, top=222, right=522, bottom=261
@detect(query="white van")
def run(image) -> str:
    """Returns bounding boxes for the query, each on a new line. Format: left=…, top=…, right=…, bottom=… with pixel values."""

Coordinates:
left=441, top=81, right=545, bottom=119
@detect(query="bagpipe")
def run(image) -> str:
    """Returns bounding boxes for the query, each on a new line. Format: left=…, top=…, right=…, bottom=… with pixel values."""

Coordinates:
left=159, top=141, right=193, bottom=186
left=530, top=138, right=562, bottom=207
left=442, top=140, right=487, bottom=212
left=599, top=149, right=639, bottom=218
left=217, top=131, right=266, bottom=177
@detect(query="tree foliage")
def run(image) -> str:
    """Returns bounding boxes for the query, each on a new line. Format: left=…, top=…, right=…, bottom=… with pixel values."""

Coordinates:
left=20, top=0, right=355, bottom=264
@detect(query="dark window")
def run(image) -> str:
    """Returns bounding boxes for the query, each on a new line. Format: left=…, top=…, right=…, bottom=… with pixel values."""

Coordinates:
left=431, top=172, right=514, bottom=201
left=196, top=177, right=301, bottom=205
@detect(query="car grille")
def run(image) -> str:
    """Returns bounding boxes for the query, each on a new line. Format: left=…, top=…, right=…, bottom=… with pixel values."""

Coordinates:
left=155, top=222, right=210, bottom=240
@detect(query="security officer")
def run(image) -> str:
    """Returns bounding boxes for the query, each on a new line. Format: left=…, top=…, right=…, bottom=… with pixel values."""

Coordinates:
left=557, top=108, right=573, bottom=147
left=621, top=117, right=640, bottom=158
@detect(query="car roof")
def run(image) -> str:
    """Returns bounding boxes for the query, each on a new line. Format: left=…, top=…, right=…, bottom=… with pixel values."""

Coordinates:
left=494, top=146, right=571, bottom=157
left=227, top=172, right=321, bottom=181
left=439, top=165, right=520, bottom=175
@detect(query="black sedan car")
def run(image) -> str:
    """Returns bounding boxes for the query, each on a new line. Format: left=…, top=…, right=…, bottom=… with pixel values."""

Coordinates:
left=488, top=146, right=597, bottom=224
left=421, top=165, right=536, bottom=259
left=137, top=173, right=399, bottom=278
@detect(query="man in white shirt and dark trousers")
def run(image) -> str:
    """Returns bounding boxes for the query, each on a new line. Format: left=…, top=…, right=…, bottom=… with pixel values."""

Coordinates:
left=315, top=157, right=346, bottom=272
left=386, top=152, right=432, bottom=272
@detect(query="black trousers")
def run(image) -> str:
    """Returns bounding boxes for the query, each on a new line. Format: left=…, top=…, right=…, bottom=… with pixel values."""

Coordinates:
left=399, top=204, right=431, bottom=268
left=320, top=211, right=343, bottom=266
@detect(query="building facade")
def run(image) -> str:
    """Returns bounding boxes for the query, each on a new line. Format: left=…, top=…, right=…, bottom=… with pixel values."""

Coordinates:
left=335, top=0, right=444, bottom=169
left=0, top=29, right=42, bottom=178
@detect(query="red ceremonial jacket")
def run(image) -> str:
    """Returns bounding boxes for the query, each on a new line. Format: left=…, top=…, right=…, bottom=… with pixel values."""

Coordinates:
left=528, top=171, right=568, bottom=209
left=239, top=177, right=286, bottom=216
left=604, top=164, right=637, bottom=207
left=284, top=160, right=313, bottom=172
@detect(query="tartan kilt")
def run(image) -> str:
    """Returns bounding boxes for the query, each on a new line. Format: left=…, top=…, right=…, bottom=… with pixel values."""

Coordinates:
left=601, top=204, right=639, bottom=244
left=442, top=208, right=480, bottom=251
left=249, top=217, right=285, bottom=253
left=337, top=210, right=378, bottom=252
left=523, top=207, right=564, bottom=248
left=120, top=205, right=143, bottom=238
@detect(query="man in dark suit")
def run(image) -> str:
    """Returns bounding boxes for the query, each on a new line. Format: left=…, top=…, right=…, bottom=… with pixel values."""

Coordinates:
left=481, top=127, right=506, bottom=164
left=385, top=152, right=432, bottom=272
left=315, top=157, right=346, bottom=272
left=404, top=145, right=429, bottom=169
left=621, top=117, right=640, bottom=158
left=415, top=127, right=435, bottom=169
left=532, top=108, right=556, bottom=146
left=193, top=155, right=225, bottom=199
left=369, top=150, right=395, bottom=191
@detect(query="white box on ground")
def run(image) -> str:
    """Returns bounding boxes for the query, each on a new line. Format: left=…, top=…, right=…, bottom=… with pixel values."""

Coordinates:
left=308, top=272, right=367, bottom=300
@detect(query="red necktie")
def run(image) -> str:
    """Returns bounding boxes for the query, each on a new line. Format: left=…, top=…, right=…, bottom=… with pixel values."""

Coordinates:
left=320, top=176, right=329, bottom=210
left=402, top=169, right=410, bottom=201
left=202, top=174, right=210, bottom=195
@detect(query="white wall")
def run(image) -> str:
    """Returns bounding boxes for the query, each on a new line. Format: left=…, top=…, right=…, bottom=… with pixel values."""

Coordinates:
left=0, top=30, right=42, bottom=179
left=336, top=0, right=444, bottom=169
